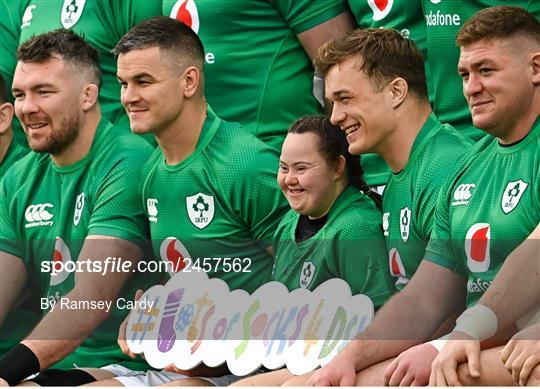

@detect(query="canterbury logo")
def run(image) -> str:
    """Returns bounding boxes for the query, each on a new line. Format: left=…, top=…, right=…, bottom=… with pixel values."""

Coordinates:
left=24, top=203, right=54, bottom=228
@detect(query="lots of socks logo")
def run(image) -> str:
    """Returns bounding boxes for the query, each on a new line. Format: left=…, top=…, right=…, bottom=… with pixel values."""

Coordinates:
left=126, top=272, right=374, bottom=375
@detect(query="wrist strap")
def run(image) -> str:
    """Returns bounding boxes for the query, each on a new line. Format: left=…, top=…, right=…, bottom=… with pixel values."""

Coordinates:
left=0, top=344, right=40, bottom=386
left=453, top=304, right=498, bottom=341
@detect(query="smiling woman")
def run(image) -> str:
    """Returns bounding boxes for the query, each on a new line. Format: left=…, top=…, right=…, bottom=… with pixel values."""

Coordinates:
left=232, top=116, right=396, bottom=386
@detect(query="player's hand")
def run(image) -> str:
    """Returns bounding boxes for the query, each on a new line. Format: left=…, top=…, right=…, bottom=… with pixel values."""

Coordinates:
left=384, top=343, right=438, bottom=386
left=429, top=332, right=480, bottom=386
left=117, top=289, right=144, bottom=359
left=0, top=378, right=8, bottom=386
left=307, top=349, right=357, bottom=386
left=164, top=363, right=228, bottom=377
left=500, top=324, right=540, bottom=386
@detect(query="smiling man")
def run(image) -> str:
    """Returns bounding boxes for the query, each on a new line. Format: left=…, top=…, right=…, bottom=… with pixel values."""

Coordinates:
left=0, top=29, right=157, bottom=386
left=306, top=6, right=540, bottom=387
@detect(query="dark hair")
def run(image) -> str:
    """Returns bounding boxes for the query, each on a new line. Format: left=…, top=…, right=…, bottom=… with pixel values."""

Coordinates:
left=17, top=29, right=101, bottom=88
left=0, top=74, right=7, bottom=104
left=314, top=28, right=428, bottom=101
left=288, top=116, right=382, bottom=209
left=113, top=16, right=205, bottom=69
left=457, top=6, right=540, bottom=47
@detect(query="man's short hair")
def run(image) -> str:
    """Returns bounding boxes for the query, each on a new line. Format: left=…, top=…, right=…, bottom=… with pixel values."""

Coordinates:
left=17, top=29, right=101, bottom=88
left=314, top=28, right=428, bottom=101
left=456, top=6, right=540, bottom=47
left=0, top=74, right=8, bottom=104
left=113, top=16, right=205, bottom=69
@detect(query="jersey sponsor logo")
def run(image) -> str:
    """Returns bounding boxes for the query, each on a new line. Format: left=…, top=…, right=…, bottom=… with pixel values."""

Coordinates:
left=24, top=203, right=54, bottom=228
left=367, top=0, right=394, bottom=21
left=50, top=237, right=73, bottom=286
left=501, top=180, right=528, bottom=214
left=170, top=0, right=200, bottom=34
left=388, top=248, right=409, bottom=287
left=465, top=223, right=490, bottom=273
left=21, top=4, right=37, bottom=28
left=160, top=237, right=191, bottom=275
left=382, top=212, right=390, bottom=236
left=147, top=198, right=159, bottom=223
left=467, top=277, right=492, bottom=294
left=186, top=193, right=215, bottom=229
left=73, top=192, right=84, bottom=227
left=300, top=261, right=316, bottom=289
left=425, top=10, right=461, bottom=27
left=400, top=207, right=411, bottom=244
left=61, top=0, right=86, bottom=29
left=451, top=183, right=476, bottom=206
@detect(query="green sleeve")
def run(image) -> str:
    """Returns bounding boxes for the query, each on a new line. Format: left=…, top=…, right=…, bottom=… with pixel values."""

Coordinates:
left=231, top=144, right=289, bottom=248
left=331, top=212, right=396, bottom=308
left=0, top=170, right=22, bottom=258
left=424, top=183, right=465, bottom=275
left=87, top=144, right=153, bottom=243
left=272, top=0, right=348, bottom=34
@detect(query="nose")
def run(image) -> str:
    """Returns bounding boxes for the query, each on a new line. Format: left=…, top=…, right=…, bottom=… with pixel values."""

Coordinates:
left=463, top=72, right=483, bottom=98
left=120, top=83, right=140, bottom=108
left=19, top=94, right=39, bottom=116
left=329, top=104, right=346, bottom=127
left=284, top=170, right=298, bottom=186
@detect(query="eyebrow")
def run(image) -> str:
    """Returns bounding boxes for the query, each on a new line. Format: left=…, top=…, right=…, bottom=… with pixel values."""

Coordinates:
left=12, top=83, right=56, bottom=93
left=458, top=58, right=496, bottom=72
left=117, top=72, right=155, bottom=82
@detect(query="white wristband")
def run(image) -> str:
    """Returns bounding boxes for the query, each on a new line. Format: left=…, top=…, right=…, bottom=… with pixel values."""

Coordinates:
left=453, top=304, right=498, bottom=341
left=427, top=333, right=450, bottom=353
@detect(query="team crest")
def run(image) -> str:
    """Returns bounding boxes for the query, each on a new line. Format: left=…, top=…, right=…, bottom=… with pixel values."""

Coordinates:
left=21, top=4, right=37, bottom=28
left=400, top=207, right=411, bottom=244
left=73, top=192, right=84, bottom=227
left=186, top=193, right=214, bottom=229
left=501, top=180, right=528, bottom=214
left=300, top=261, right=316, bottom=289
left=367, top=0, right=394, bottom=21
left=61, top=0, right=86, bottom=29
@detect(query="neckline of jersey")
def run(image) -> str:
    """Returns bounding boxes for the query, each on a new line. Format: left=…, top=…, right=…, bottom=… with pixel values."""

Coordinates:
left=287, top=186, right=364, bottom=247
left=496, top=116, right=540, bottom=154
left=50, top=116, right=110, bottom=173
left=161, top=105, right=221, bottom=172
left=392, top=112, right=440, bottom=181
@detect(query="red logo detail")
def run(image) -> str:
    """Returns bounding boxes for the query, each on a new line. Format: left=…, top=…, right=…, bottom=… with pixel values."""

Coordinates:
left=375, top=0, right=389, bottom=11
left=175, top=1, right=192, bottom=28
left=53, top=245, right=63, bottom=272
left=470, top=226, right=489, bottom=262
left=166, top=239, right=186, bottom=272
left=391, top=251, right=402, bottom=276
left=388, top=248, right=406, bottom=278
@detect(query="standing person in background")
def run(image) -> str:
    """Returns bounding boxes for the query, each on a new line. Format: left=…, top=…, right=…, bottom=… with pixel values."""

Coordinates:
left=231, top=116, right=395, bottom=386
left=0, top=0, right=162, bottom=144
left=163, top=0, right=355, bottom=151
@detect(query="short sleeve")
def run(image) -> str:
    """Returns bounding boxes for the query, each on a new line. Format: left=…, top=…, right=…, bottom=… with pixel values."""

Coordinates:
left=271, top=0, right=348, bottom=34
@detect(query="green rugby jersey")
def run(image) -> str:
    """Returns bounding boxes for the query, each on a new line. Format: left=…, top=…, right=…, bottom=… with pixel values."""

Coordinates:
left=0, top=136, right=36, bottom=358
left=0, top=118, right=157, bottom=370
left=425, top=118, right=540, bottom=307
left=0, top=136, right=28, bottom=178
left=272, top=186, right=395, bottom=308
left=11, top=0, right=161, bottom=127
left=142, top=106, right=289, bottom=294
left=422, top=0, right=539, bottom=140
left=382, top=113, right=473, bottom=290
left=163, top=0, right=348, bottom=151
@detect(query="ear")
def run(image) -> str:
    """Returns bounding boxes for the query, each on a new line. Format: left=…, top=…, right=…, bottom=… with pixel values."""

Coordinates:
left=0, top=102, right=14, bottom=135
left=388, top=77, right=408, bottom=108
left=80, top=83, right=99, bottom=112
left=334, top=155, right=346, bottom=180
left=530, top=51, right=540, bottom=85
left=182, top=66, right=201, bottom=98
